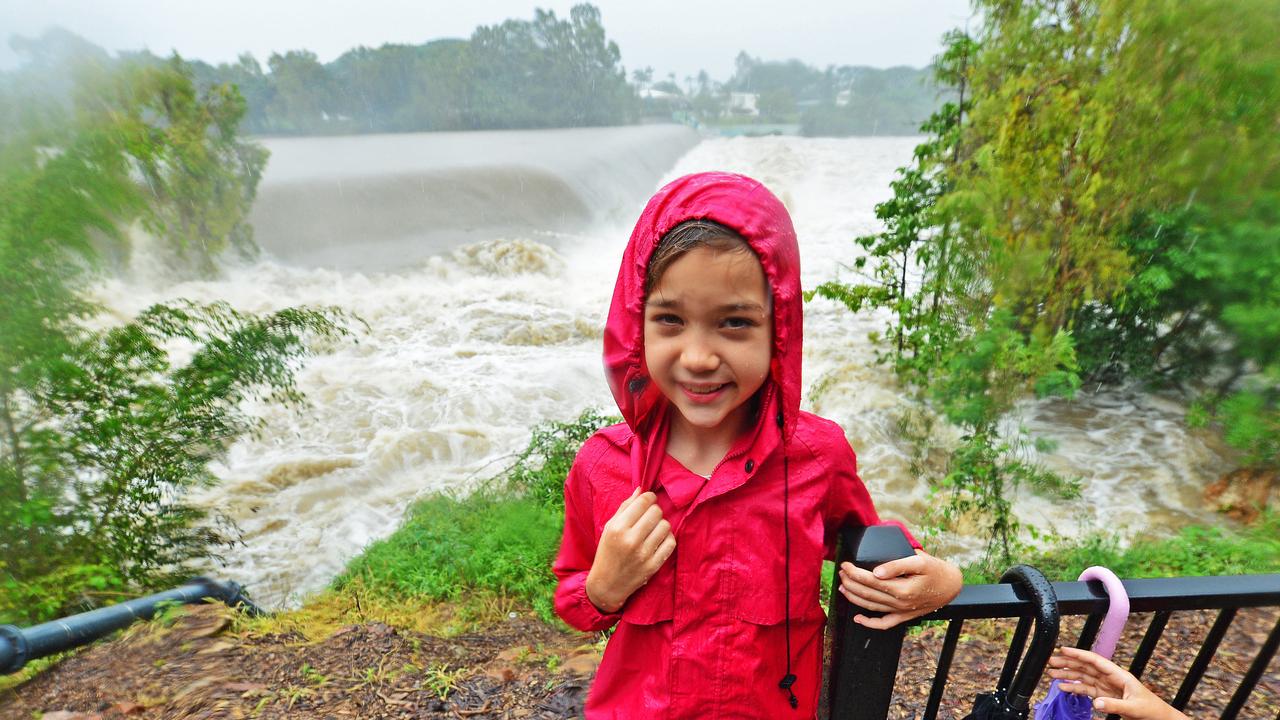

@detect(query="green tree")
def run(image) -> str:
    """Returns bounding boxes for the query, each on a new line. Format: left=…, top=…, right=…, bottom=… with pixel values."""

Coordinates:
left=0, top=41, right=349, bottom=624
left=467, top=4, right=635, bottom=129
left=265, top=50, right=338, bottom=133
left=817, top=0, right=1280, bottom=563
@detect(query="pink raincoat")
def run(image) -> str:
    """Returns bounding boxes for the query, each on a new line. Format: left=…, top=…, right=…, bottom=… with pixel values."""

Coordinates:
left=552, top=172, right=920, bottom=719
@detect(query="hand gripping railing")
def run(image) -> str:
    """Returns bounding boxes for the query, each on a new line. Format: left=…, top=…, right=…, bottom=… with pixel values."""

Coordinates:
left=0, top=576, right=262, bottom=675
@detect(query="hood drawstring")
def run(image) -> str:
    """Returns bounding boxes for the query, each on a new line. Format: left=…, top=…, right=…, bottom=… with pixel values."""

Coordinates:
left=777, top=409, right=798, bottom=710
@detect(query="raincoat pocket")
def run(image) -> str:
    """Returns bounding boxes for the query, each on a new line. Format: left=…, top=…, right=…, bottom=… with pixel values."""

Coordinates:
left=730, top=503, right=825, bottom=625
left=620, top=558, right=675, bottom=624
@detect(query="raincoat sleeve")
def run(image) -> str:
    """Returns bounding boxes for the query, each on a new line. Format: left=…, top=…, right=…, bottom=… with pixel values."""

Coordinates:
left=823, top=430, right=922, bottom=560
left=552, top=437, right=623, bottom=632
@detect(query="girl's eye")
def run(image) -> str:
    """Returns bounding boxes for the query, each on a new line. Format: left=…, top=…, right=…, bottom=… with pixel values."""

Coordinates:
left=651, top=313, right=682, bottom=326
left=723, top=317, right=756, bottom=330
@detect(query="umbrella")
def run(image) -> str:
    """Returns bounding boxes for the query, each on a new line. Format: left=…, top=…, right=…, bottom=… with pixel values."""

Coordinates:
left=1034, top=566, right=1129, bottom=720
left=962, top=564, right=1061, bottom=720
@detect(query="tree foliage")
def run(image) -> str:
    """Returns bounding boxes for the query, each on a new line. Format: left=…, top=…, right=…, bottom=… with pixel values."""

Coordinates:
left=0, top=41, right=349, bottom=624
left=182, top=4, right=637, bottom=135
left=817, top=0, right=1280, bottom=564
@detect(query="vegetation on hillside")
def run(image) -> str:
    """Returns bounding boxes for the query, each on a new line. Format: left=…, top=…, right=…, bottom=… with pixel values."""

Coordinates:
left=813, top=0, right=1280, bottom=569
left=0, top=36, right=350, bottom=626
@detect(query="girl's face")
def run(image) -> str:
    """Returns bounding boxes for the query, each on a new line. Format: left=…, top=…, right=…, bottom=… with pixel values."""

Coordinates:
left=643, top=245, right=773, bottom=435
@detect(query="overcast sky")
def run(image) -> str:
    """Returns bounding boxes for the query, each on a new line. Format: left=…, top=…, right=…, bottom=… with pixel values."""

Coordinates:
left=1, top=0, right=975, bottom=81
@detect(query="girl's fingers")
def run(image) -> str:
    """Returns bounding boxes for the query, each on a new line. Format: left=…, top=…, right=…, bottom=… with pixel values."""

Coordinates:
left=853, top=611, right=910, bottom=630
left=639, top=517, right=672, bottom=557
left=650, top=533, right=677, bottom=567
left=838, top=585, right=895, bottom=612
left=630, top=503, right=665, bottom=542
left=840, top=564, right=899, bottom=597
left=616, top=491, right=657, bottom=525
left=1046, top=668, right=1087, bottom=682
left=839, top=576, right=902, bottom=609
left=1054, top=647, right=1131, bottom=689
left=1093, top=696, right=1141, bottom=717
left=870, top=554, right=927, bottom=580
left=616, top=487, right=640, bottom=512
left=1057, top=647, right=1122, bottom=672
left=1053, top=679, right=1103, bottom=697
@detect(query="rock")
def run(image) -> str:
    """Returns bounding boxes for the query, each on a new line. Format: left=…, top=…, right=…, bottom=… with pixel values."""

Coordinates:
left=173, top=676, right=225, bottom=700
left=559, top=653, right=601, bottom=677
left=196, top=640, right=236, bottom=655
left=111, top=703, right=145, bottom=715
left=222, top=681, right=268, bottom=695
left=38, top=713, right=101, bottom=720
left=483, top=665, right=518, bottom=683
left=1205, top=467, right=1280, bottom=523
left=495, top=645, right=533, bottom=663
left=329, top=624, right=359, bottom=638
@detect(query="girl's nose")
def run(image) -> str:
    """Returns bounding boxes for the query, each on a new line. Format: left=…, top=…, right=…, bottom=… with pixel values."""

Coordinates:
left=680, top=337, right=721, bottom=373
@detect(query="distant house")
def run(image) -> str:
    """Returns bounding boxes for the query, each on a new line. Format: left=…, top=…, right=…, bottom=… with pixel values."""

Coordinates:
left=728, top=92, right=759, bottom=116
left=639, top=87, right=681, bottom=102
left=639, top=87, right=689, bottom=117
left=836, top=89, right=852, bottom=107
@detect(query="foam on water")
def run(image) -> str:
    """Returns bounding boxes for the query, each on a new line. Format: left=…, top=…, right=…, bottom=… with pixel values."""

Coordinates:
left=90, top=132, right=1234, bottom=606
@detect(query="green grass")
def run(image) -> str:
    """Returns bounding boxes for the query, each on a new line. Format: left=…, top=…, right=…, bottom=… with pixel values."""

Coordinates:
left=963, top=510, right=1280, bottom=583
left=332, top=409, right=616, bottom=625
left=335, top=492, right=563, bottom=621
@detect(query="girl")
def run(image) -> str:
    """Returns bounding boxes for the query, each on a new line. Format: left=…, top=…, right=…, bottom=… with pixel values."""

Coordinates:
left=552, top=172, right=962, bottom=718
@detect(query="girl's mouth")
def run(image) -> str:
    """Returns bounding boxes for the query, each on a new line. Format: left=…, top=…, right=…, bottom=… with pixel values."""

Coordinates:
left=680, top=383, right=730, bottom=404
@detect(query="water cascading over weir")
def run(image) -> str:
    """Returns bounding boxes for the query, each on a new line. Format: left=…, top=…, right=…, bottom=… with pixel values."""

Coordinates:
left=249, top=125, right=701, bottom=271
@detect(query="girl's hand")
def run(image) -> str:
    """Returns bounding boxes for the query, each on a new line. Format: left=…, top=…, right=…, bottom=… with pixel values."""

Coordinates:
left=1047, top=647, right=1189, bottom=720
left=837, top=549, right=962, bottom=629
left=585, top=488, right=676, bottom=613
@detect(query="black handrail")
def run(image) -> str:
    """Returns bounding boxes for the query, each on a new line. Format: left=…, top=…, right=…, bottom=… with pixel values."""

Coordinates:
left=823, top=524, right=1280, bottom=720
left=925, top=574, right=1280, bottom=619
left=0, top=576, right=262, bottom=675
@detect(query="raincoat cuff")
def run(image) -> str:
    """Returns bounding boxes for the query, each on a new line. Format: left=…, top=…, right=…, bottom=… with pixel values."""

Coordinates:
left=881, top=520, right=922, bottom=550
left=566, top=572, right=622, bottom=632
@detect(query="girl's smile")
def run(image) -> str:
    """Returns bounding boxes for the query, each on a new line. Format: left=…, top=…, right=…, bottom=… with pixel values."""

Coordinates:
left=680, top=382, right=730, bottom=402
left=643, top=245, right=772, bottom=445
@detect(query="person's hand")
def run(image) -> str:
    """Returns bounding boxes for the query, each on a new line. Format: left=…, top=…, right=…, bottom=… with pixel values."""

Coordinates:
left=1047, top=647, right=1189, bottom=720
left=837, top=548, right=962, bottom=629
left=585, top=488, right=676, bottom=613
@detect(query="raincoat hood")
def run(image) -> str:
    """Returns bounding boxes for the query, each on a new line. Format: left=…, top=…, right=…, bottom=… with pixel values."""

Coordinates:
left=604, top=171, right=802, bottom=481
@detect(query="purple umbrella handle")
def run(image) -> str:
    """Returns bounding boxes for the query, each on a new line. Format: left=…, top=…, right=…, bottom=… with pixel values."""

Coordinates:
left=1078, top=566, right=1129, bottom=660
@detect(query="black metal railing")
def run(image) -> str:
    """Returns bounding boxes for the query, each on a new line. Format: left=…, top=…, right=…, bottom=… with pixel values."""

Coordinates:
left=0, top=576, right=261, bottom=675
left=823, top=526, right=1280, bottom=720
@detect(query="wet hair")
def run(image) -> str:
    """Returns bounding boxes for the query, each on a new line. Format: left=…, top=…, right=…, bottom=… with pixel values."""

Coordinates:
left=644, top=219, right=754, bottom=296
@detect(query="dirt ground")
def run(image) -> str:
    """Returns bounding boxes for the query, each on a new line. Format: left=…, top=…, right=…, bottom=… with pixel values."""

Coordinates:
left=2, top=603, right=1277, bottom=719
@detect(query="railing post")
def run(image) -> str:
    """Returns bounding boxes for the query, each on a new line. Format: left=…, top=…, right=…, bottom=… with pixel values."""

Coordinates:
left=821, top=524, right=917, bottom=720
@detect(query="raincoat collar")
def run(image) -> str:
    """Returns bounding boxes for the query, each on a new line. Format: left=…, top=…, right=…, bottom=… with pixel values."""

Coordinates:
left=604, top=171, right=802, bottom=492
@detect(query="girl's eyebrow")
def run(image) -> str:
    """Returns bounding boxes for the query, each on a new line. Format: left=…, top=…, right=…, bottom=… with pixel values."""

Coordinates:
left=645, top=298, right=765, bottom=313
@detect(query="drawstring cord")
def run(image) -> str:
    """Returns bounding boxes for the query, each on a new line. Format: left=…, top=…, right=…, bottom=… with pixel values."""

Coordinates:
left=778, top=410, right=798, bottom=710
